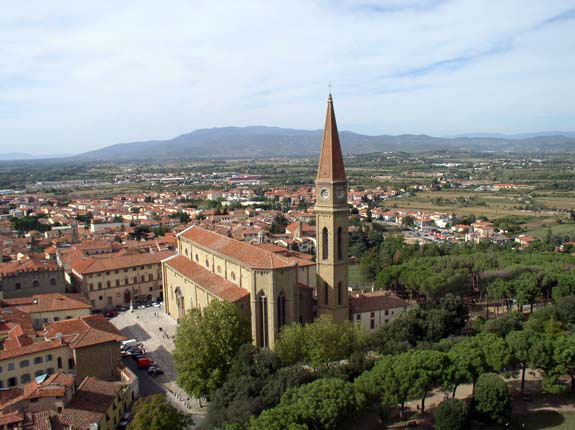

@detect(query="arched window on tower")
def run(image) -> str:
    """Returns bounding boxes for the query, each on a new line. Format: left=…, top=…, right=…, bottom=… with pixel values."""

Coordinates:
left=322, top=227, right=328, bottom=260
left=338, top=282, right=342, bottom=306
left=277, top=292, right=286, bottom=330
left=337, top=227, right=343, bottom=260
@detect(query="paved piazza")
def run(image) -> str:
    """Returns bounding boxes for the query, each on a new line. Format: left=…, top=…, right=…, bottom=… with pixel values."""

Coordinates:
left=109, top=305, right=206, bottom=421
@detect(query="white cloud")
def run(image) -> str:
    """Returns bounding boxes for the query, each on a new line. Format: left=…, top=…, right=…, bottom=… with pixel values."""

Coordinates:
left=0, top=0, right=574, bottom=154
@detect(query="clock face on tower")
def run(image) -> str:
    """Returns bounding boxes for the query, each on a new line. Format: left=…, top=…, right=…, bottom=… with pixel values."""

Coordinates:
left=336, top=186, right=346, bottom=200
left=320, top=188, right=330, bottom=200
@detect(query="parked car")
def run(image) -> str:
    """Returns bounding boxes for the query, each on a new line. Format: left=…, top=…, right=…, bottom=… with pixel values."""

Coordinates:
left=137, top=357, right=153, bottom=369
left=122, top=347, right=144, bottom=357
left=132, top=353, right=147, bottom=362
left=121, top=339, right=139, bottom=350
left=148, top=365, right=164, bottom=376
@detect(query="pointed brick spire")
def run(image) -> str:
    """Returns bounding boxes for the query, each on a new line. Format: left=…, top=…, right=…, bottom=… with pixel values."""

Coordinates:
left=317, top=94, right=346, bottom=181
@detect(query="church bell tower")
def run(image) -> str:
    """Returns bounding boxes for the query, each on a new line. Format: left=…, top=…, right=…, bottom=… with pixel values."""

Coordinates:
left=315, top=94, right=349, bottom=322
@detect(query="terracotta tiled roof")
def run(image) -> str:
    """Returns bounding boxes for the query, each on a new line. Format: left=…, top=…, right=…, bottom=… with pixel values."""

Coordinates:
left=317, top=94, right=346, bottom=182
left=0, top=339, right=65, bottom=360
left=2, top=294, right=91, bottom=313
left=0, top=372, right=75, bottom=411
left=2, top=330, right=34, bottom=350
left=253, top=243, right=288, bottom=253
left=0, top=411, right=24, bottom=426
left=180, top=226, right=295, bottom=269
left=30, top=410, right=52, bottom=430
left=349, top=291, right=410, bottom=314
left=0, top=307, right=36, bottom=337
left=0, top=258, right=60, bottom=277
left=69, top=250, right=175, bottom=275
left=22, top=372, right=75, bottom=400
left=286, top=222, right=316, bottom=235
left=165, top=256, right=249, bottom=303
left=59, top=377, right=122, bottom=430
left=43, top=315, right=125, bottom=348
left=252, top=244, right=315, bottom=267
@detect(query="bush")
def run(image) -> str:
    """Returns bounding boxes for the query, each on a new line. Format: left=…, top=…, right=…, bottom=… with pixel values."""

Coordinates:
left=434, top=399, right=470, bottom=430
left=128, top=394, right=193, bottom=430
left=473, top=373, right=511, bottom=424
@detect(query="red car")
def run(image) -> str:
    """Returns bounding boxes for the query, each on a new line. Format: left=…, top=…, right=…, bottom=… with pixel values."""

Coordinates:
left=137, top=357, right=152, bottom=369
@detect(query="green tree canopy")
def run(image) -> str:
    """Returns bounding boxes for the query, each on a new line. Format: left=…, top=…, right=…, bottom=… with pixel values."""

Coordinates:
left=275, top=315, right=365, bottom=369
left=553, top=334, right=575, bottom=392
left=250, top=378, right=363, bottom=430
left=128, top=394, right=193, bottom=430
left=434, top=399, right=470, bottom=430
left=174, top=300, right=251, bottom=399
left=506, top=330, right=541, bottom=396
left=472, top=373, right=511, bottom=424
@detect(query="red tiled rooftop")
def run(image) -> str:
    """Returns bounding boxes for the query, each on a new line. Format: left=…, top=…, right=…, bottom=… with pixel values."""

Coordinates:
left=165, top=256, right=249, bottom=303
left=349, top=291, right=410, bottom=314
left=43, top=314, right=125, bottom=348
left=60, top=377, right=123, bottom=430
left=179, top=226, right=295, bottom=269
left=2, top=294, right=91, bottom=313
left=0, top=259, right=60, bottom=277
left=0, top=339, right=65, bottom=360
left=69, top=250, right=175, bottom=275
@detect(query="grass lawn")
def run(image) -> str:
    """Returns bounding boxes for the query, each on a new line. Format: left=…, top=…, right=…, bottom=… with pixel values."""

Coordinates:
left=516, top=410, right=575, bottom=429
left=528, top=221, right=575, bottom=239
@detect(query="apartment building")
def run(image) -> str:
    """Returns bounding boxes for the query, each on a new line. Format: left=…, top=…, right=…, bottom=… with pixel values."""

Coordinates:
left=0, top=314, right=125, bottom=389
left=67, top=250, right=174, bottom=309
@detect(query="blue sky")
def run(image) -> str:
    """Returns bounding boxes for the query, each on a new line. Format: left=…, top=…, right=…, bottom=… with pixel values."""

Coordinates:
left=1, top=0, right=574, bottom=154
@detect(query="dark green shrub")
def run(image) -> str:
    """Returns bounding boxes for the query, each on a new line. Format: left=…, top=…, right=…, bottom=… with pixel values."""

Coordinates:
left=473, top=373, right=511, bottom=424
left=434, top=398, right=470, bottom=430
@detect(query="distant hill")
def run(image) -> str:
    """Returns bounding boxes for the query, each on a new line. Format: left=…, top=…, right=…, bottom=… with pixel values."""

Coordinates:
left=74, top=126, right=575, bottom=161
left=0, top=152, right=72, bottom=161
left=0, top=152, right=39, bottom=160
left=451, top=131, right=575, bottom=140
left=0, top=152, right=74, bottom=161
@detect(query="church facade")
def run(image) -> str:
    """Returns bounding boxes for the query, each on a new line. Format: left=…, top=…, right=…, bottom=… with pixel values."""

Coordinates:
left=162, top=94, right=349, bottom=348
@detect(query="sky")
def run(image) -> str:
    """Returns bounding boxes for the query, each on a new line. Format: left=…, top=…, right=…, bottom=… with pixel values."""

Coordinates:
left=1, top=0, right=575, bottom=155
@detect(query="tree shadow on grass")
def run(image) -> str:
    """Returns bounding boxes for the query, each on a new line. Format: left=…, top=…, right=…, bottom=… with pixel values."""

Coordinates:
left=512, top=410, right=565, bottom=429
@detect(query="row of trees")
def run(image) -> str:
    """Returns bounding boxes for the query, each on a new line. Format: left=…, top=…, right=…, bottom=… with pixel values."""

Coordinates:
left=360, top=235, right=575, bottom=308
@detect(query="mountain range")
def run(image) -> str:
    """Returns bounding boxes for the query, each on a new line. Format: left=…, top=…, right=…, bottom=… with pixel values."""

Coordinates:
left=3, top=127, right=575, bottom=162
left=75, top=127, right=575, bottom=161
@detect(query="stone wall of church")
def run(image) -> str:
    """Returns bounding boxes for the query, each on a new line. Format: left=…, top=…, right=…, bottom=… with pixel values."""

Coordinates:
left=163, top=262, right=251, bottom=329
left=168, top=235, right=305, bottom=350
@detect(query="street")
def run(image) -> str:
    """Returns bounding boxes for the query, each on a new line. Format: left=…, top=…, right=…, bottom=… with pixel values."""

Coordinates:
left=110, top=305, right=206, bottom=425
